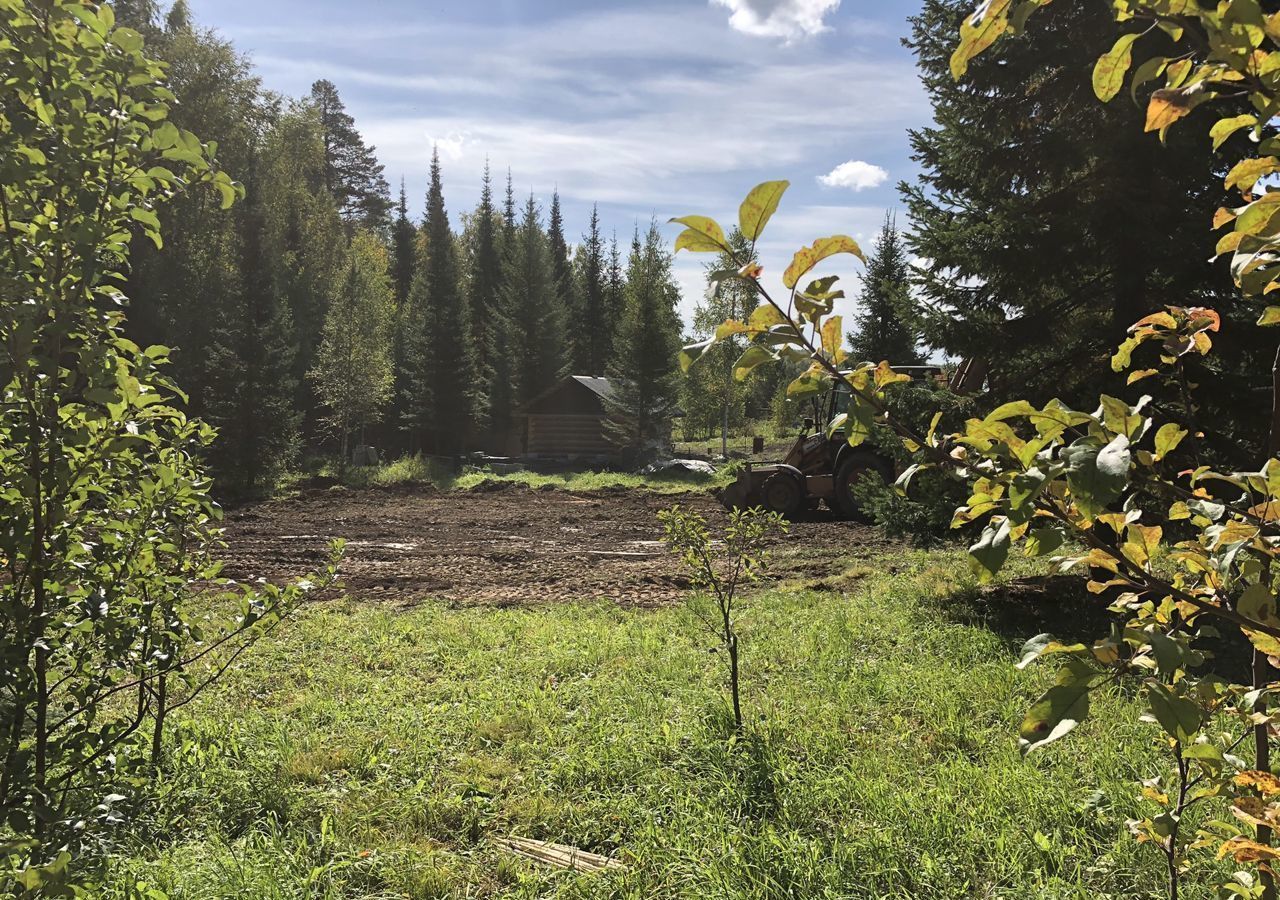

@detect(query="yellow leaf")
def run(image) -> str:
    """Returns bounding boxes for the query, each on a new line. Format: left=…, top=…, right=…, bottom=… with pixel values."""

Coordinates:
left=738, top=181, right=789, bottom=242
left=669, top=216, right=727, bottom=252
left=873, top=360, right=912, bottom=389
left=1260, top=306, right=1280, bottom=326
left=949, top=0, right=1013, bottom=79
left=1212, top=206, right=1237, bottom=230
left=1092, top=32, right=1140, bottom=102
left=1226, top=156, right=1280, bottom=193
left=714, top=319, right=748, bottom=340
left=821, top=315, right=843, bottom=358
left=783, top=236, right=865, bottom=289
left=1219, top=836, right=1280, bottom=863
left=674, top=228, right=723, bottom=254
left=1145, top=86, right=1207, bottom=134
left=747, top=304, right=785, bottom=331
left=1211, top=114, right=1257, bottom=150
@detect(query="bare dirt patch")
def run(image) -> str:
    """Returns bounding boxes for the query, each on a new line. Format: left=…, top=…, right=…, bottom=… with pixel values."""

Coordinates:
left=219, top=484, right=891, bottom=607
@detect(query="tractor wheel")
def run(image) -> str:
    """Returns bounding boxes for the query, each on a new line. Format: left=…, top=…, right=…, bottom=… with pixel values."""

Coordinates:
left=832, top=453, right=893, bottom=520
left=760, top=471, right=804, bottom=518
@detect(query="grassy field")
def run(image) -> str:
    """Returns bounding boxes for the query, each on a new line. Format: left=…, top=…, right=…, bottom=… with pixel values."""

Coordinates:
left=99, top=545, right=1217, bottom=899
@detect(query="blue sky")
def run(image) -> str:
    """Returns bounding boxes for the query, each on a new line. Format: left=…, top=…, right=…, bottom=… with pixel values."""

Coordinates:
left=185, top=0, right=932, bottom=328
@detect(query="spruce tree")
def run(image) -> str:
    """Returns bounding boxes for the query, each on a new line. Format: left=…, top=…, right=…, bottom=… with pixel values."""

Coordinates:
left=390, top=178, right=416, bottom=306
left=501, top=194, right=565, bottom=408
left=401, top=148, right=475, bottom=453
left=547, top=190, right=576, bottom=374
left=605, top=222, right=682, bottom=462
left=203, top=184, right=300, bottom=494
left=309, top=78, right=392, bottom=232
left=571, top=204, right=610, bottom=376
left=904, top=0, right=1263, bottom=432
left=502, top=169, right=517, bottom=240
left=464, top=162, right=504, bottom=436
left=847, top=214, right=924, bottom=366
left=606, top=233, right=625, bottom=336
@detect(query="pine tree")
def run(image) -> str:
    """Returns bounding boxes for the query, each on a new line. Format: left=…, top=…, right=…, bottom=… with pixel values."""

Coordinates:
left=605, top=222, right=682, bottom=462
left=390, top=178, right=416, bottom=306
left=309, top=79, right=392, bottom=232
left=401, top=148, right=475, bottom=453
left=571, top=204, right=610, bottom=376
left=847, top=214, right=924, bottom=366
left=310, top=232, right=396, bottom=469
left=464, top=162, right=503, bottom=436
left=501, top=194, right=564, bottom=408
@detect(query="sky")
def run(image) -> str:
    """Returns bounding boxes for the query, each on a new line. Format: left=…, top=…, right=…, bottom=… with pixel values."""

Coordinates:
left=185, top=0, right=933, bottom=329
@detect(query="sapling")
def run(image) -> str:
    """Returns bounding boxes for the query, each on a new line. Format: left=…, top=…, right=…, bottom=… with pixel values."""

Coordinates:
left=659, top=505, right=786, bottom=731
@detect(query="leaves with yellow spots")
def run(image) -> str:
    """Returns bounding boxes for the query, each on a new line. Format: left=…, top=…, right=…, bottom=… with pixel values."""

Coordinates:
left=1093, top=32, right=1141, bottom=102
left=782, top=236, right=865, bottom=289
left=737, top=181, right=788, bottom=242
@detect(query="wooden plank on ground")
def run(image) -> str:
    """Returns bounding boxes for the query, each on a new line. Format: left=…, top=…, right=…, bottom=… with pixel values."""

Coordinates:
left=495, top=836, right=627, bottom=872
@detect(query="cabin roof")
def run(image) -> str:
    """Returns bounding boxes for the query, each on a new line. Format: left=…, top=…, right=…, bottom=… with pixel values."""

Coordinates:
left=516, top=375, right=613, bottom=416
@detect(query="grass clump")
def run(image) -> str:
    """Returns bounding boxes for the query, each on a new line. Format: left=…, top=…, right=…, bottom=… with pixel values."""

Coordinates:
left=97, top=548, right=1200, bottom=899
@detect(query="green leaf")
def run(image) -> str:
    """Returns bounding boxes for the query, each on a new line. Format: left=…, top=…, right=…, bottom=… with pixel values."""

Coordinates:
left=152, top=121, right=180, bottom=150
left=969, top=516, right=1011, bottom=583
left=786, top=366, right=827, bottom=399
left=1259, top=306, right=1280, bottom=326
left=1146, top=681, right=1201, bottom=743
left=1063, top=436, right=1130, bottom=518
left=1128, top=55, right=1169, bottom=104
left=738, top=181, right=789, bottom=241
left=670, top=216, right=727, bottom=253
left=783, top=236, right=865, bottom=289
left=678, top=339, right=714, bottom=373
left=733, top=345, right=778, bottom=382
left=1025, top=527, right=1064, bottom=558
left=1092, top=32, right=1141, bottom=102
left=1020, top=670, right=1092, bottom=754
left=1016, top=633, right=1087, bottom=670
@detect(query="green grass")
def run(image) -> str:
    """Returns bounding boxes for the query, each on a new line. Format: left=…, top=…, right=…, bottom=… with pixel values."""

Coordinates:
left=282, top=454, right=735, bottom=497
left=97, top=548, right=1218, bottom=899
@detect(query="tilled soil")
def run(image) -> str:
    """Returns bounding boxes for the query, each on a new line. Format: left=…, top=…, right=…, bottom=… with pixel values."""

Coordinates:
left=219, top=483, right=889, bottom=607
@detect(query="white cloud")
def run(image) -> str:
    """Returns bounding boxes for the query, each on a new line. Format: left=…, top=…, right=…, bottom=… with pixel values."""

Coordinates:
left=428, top=131, right=471, bottom=163
left=711, top=0, right=840, bottom=40
left=817, top=160, right=888, bottom=192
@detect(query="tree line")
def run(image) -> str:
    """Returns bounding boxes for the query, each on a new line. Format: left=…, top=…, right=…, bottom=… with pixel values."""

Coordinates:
left=116, top=1, right=684, bottom=493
